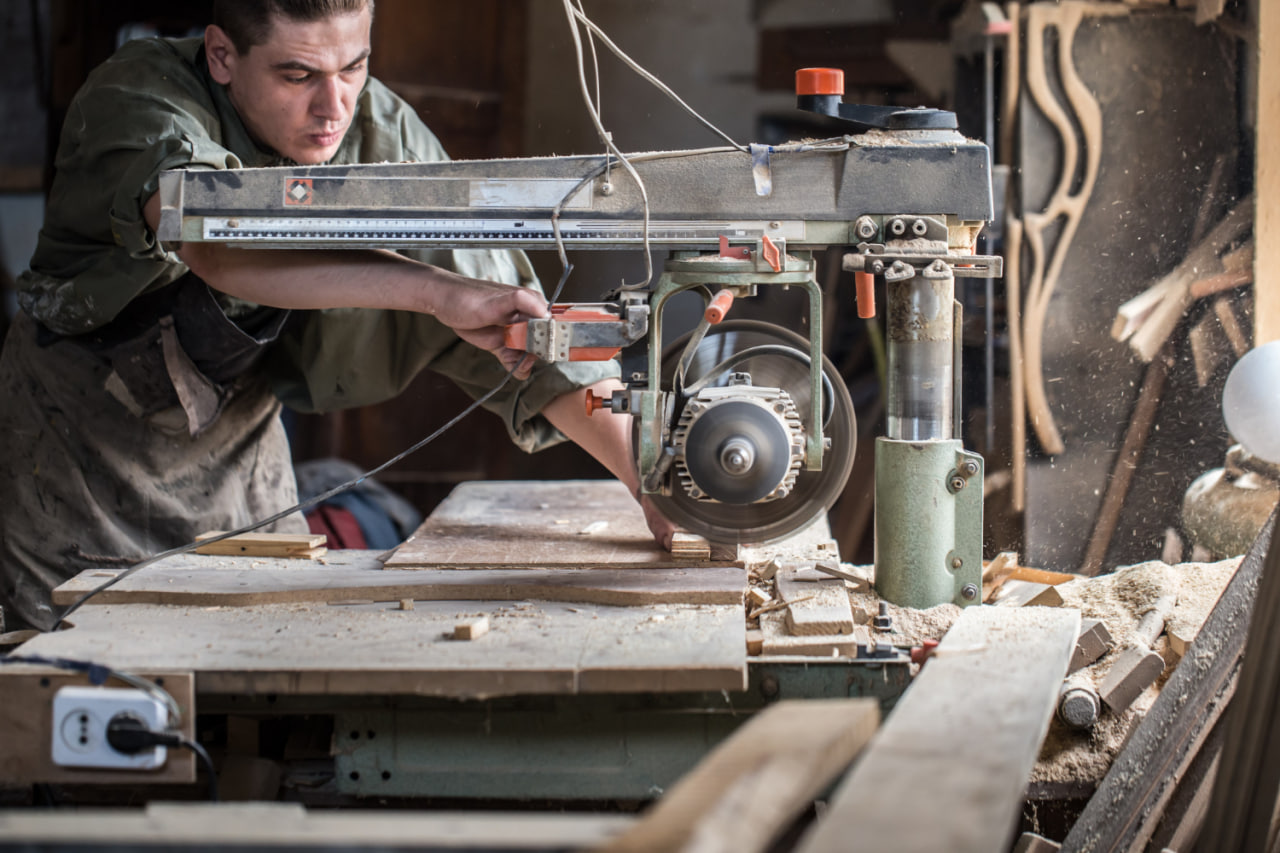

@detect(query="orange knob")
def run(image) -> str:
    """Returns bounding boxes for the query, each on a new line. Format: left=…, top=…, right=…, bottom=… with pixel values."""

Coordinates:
left=796, top=67, right=844, bottom=97
left=585, top=389, right=607, bottom=416
left=705, top=289, right=735, bottom=324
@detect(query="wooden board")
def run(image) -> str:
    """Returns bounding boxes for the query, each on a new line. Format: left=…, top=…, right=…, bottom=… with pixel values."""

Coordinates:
left=796, top=606, right=1079, bottom=853
left=0, top=802, right=633, bottom=849
left=603, top=699, right=880, bottom=853
left=385, top=480, right=742, bottom=570
left=52, top=552, right=746, bottom=609
left=0, top=669, right=195, bottom=786
left=15, top=599, right=747, bottom=699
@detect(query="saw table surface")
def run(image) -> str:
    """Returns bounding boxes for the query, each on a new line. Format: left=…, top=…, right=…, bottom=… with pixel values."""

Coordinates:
left=23, top=481, right=755, bottom=699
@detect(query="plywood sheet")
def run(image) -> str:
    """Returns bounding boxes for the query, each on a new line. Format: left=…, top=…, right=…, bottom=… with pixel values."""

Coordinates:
left=384, top=480, right=741, bottom=570
left=17, top=599, right=746, bottom=699
left=52, top=551, right=746, bottom=609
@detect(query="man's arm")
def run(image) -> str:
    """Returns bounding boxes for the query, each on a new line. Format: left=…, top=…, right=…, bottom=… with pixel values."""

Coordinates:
left=144, top=193, right=674, bottom=548
left=143, top=192, right=544, bottom=376
left=541, top=378, right=678, bottom=549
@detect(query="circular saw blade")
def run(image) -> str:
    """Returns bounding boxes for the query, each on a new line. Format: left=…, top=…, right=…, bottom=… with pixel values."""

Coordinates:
left=648, top=319, right=856, bottom=544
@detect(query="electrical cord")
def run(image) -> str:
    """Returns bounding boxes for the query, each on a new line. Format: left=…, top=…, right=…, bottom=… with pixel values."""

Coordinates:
left=0, top=652, right=181, bottom=727
left=106, top=714, right=219, bottom=802
left=55, top=354, right=532, bottom=629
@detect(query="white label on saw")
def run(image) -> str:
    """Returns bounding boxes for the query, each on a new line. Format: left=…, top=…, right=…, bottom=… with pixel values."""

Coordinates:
left=469, top=179, right=591, bottom=210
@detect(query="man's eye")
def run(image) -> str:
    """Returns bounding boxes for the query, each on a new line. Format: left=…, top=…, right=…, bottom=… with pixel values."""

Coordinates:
left=285, top=74, right=310, bottom=84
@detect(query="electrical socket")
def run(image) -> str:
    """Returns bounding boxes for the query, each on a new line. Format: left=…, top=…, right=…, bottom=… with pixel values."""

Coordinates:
left=51, top=686, right=168, bottom=770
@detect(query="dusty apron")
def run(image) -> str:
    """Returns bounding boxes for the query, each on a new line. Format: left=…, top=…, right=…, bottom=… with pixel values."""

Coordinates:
left=0, top=276, right=307, bottom=631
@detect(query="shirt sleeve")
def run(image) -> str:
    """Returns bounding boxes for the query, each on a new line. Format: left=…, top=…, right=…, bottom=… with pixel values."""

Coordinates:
left=19, top=39, right=239, bottom=334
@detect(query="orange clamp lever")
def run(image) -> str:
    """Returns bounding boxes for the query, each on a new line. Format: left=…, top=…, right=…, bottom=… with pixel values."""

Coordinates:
left=705, top=289, right=735, bottom=325
left=761, top=235, right=781, bottom=272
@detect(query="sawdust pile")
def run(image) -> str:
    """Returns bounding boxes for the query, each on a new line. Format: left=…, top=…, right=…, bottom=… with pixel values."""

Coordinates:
left=1031, top=556, right=1242, bottom=788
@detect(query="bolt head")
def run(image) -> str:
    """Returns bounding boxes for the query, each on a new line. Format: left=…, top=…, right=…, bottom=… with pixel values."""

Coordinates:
left=961, top=582, right=977, bottom=599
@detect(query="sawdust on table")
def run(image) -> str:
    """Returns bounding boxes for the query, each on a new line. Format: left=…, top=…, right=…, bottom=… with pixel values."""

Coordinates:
left=1031, top=556, right=1243, bottom=788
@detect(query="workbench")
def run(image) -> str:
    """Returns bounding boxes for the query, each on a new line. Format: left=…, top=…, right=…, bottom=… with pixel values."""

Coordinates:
left=0, top=480, right=911, bottom=803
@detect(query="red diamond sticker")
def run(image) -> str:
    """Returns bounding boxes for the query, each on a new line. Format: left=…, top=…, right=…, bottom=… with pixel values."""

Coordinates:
left=284, top=178, right=314, bottom=205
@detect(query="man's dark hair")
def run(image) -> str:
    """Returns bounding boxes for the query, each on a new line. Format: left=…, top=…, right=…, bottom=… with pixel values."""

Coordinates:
left=212, top=0, right=373, bottom=55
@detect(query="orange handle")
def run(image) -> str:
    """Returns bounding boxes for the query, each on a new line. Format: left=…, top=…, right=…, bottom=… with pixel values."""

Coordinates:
left=705, top=289, right=735, bottom=325
left=855, top=271, right=876, bottom=319
left=585, top=389, right=607, bottom=417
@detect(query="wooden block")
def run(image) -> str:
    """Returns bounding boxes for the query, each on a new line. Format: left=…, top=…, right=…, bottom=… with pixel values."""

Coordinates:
left=1099, top=646, right=1166, bottom=713
left=755, top=559, right=783, bottom=581
left=195, top=531, right=327, bottom=559
left=603, top=699, right=880, bottom=853
left=398, top=599, right=414, bottom=611
left=670, top=532, right=711, bottom=561
left=1168, top=624, right=1195, bottom=658
left=453, top=616, right=490, bottom=641
left=747, top=587, right=772, bottom=608
left=776, top=571, right=854, bottom=636
left=745, top=629, right=764, bottom=656
left=1068, top=618, right=1115, bottom=674
left=991, top=580, right=1064, bottom=608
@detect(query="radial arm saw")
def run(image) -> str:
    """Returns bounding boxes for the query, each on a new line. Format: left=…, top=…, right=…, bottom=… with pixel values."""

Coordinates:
left=157, top=71, right=1001, bottom=610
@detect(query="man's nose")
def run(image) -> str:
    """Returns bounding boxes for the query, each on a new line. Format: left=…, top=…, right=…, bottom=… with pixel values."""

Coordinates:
left=312, top=76, right=347, bottom=121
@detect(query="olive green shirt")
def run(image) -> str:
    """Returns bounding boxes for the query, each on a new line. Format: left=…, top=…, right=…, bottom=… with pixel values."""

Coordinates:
left=18, top=36, right=614, bottom=451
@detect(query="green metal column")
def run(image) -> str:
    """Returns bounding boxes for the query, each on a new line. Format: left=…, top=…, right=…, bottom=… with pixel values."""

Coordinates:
left=874, top=439, right=983, bottom=608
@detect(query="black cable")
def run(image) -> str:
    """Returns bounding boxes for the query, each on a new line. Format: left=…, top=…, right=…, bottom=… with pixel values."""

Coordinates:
left=105, top=714, right=219, bottom=802
left=56, top=359, right=528, bottom=628
left=178, top=737, right=219, bottom=803
left=0, top=652, right=180, bottom=723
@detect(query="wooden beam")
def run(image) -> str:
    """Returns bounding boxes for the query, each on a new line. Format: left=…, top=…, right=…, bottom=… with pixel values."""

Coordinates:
left=795, top=607, right=1079, bottom=853
left=603, top=699, right=879, bottom=853
left=1259, top=0, right=1280, bottom=344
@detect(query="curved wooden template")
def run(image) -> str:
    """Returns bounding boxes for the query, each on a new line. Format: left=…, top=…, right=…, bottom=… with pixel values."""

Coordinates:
left=1018, top=3, right=1119, bottom=457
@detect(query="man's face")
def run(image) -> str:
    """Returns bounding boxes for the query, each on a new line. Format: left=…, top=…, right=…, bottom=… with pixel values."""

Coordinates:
left=205, top=8, right=371, bottom=165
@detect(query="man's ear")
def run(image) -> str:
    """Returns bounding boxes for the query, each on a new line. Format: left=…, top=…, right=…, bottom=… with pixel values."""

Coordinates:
left=204, top=24, right=237, bottom=85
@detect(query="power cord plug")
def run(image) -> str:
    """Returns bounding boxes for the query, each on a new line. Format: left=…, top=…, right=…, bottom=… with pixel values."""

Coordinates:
left=106, top=713, right=219, bottom=801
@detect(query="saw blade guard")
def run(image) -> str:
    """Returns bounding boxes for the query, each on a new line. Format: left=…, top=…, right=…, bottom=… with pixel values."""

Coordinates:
left=647, top=319, right=856, bottom=544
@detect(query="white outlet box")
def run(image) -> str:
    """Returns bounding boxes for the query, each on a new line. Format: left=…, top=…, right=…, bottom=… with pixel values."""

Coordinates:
left=51, top=686, right=168, bottom=770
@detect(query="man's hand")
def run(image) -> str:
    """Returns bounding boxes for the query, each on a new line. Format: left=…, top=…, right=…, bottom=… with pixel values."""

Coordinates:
left=423, top=273, right=548, bottom=379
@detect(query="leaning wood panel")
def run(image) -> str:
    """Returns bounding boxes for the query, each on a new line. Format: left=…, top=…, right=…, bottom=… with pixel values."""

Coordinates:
left=385, top=480, right=739, bottom=570
left=796, top=606, right=1079, bottom=853
left=0, top=669, right=194, bottom=786
left=1257, top=0, right=1279, bottom=345
left=603, top=699, right=879, bottom=853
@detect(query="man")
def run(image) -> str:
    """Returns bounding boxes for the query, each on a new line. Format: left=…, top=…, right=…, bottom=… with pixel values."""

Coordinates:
left=0, top=0, right=672, bottom=632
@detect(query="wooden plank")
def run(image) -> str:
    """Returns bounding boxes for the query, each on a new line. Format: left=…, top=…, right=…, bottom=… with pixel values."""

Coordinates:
left=1061, top=513, right=1272, bottom=853
left=0, top=802, right=633, bottom=849
left=1258, top=0, right=1280, bottom=345
left=795, top=606, right=1079, bottom=853
left=14, top=600, right=747, bottom=699
left=775, top=570, right=854, bottom=636
left=52, top=554, right=746, bottom=609
left=603, top=699, right=879, bottom=853
left=385, top=480, right=741, bottom=570
left=195, top=532, right=327, bottom=558
left=0, top=670, right=195, bottom=786
left=758, top=612, right=865, bottom=658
